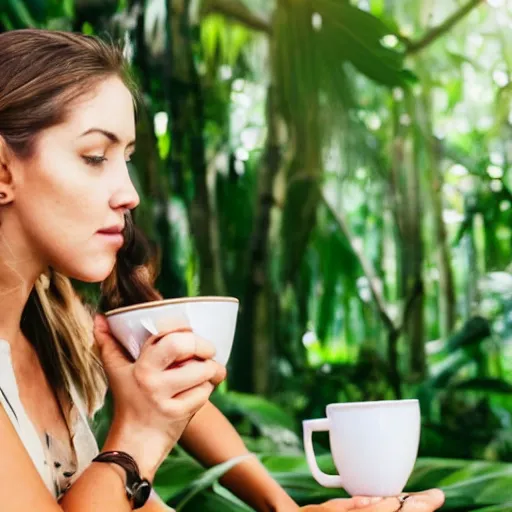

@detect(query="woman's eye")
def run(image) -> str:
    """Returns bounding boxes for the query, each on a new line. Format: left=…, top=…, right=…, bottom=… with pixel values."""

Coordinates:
left=82, top=155, right=107, bottom=166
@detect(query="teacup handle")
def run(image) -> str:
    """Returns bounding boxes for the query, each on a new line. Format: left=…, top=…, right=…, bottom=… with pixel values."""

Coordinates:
left=303, top=419, right=343, bottom=488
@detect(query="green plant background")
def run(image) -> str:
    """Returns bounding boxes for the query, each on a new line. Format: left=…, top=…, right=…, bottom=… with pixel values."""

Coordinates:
left=2, top=0, right=512, bottom=510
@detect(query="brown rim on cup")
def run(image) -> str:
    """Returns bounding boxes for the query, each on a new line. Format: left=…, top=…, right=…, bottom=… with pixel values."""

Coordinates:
left=104, top=296, right=240, bottom=317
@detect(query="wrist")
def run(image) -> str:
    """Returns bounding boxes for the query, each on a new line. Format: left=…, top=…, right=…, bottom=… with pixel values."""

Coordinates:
left=92, top=451, right=153, bottom=509
left=103, top=420, right=169, bottom=481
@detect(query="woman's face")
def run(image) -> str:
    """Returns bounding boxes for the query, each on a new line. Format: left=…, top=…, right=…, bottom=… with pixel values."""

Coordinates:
left=8, top=76, right=140, bottom=282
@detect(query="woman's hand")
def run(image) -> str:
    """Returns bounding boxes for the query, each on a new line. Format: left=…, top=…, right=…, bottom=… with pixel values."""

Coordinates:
left=94, top=314, right=227, bottom=479
left=301, top=490, right=445, bottom=512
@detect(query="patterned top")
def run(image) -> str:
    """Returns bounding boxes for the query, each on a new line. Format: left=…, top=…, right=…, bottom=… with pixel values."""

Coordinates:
left=0, top=340, right=99, bottom=501
left=0, top=339, right=166, bottom=507
left=41, top=421, right=79, bottom=499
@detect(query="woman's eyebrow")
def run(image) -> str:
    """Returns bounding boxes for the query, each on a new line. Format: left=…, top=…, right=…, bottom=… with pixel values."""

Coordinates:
left=80, top=128, right=136, bottom=148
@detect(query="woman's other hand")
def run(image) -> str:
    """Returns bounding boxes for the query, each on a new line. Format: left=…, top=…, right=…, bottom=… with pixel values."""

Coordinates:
left=301, top=489, right=445, bottom=512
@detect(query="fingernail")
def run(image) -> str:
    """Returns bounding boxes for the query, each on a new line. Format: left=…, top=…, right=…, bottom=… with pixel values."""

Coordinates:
left=360, top=498, right=370, bottom=506
left=370, top=497, right=383, bottom=503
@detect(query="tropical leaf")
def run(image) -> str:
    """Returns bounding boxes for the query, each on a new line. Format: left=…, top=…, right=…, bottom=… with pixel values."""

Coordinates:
left=153, top=454, right=206, bottom=503
left=177, top=486, right=254, bottom=511
left=268, top=453, right=349, bottom=504
left=260, top=454, right=512, bottom=509
left=211, top=482, right=255, bottom=510
left=200, top=13, right=251, bottom=72
left=441, top=466, right=512, bottom=509
left=312, top=210, right=359, bottom=343
left=449, top=378, right=512, bottom=395
left=445, top=316, right=492, bottom=352
left=0, top=13, right=15, bottom=30
left=473, top=503, right=512, bottom=512
left=211, top=391, right=298, bottom=434
left=174, top=454, right=254, bottom=511
left=426, top=353, right=469, bottom=390
left=315, top=0, right=412, bottom=86
left=5, top=0, right=38, bottom=27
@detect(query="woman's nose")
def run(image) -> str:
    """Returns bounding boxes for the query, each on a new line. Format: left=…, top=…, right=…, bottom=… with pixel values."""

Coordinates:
left=109, top=166, right=140, bottom=211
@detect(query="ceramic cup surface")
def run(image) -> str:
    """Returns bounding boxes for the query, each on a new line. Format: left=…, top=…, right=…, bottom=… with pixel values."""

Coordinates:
left=303, top=399, right=420, bottom=497
left=105, top=296, right=239, bottom=365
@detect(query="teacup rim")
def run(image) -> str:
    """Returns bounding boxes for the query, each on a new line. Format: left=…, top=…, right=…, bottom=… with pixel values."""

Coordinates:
left=326, top=399, right=418, bottom=412
left=104, top=296, right=239, bottom=317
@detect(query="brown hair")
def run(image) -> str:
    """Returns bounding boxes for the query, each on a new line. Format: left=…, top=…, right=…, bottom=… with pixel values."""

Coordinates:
left=0, top=29, right=159, bottom=418
left=100, top=217, right=162, bottom=312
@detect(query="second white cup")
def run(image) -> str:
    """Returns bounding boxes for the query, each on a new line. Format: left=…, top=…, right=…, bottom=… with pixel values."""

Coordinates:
left=303, top=399, right=420, bottom=497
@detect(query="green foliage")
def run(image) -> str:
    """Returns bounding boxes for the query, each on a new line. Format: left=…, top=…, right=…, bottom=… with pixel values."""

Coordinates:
left=91, top=393, right=512, bottom=510
left=4, top=0, right=512, bottom=509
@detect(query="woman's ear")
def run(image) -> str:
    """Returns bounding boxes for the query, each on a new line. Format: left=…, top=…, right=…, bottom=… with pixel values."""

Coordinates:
left=0, top=136, right=15, bottom=204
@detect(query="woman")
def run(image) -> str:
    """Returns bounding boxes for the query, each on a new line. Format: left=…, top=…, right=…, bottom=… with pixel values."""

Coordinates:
left=0, top=29, right=445, bottom=512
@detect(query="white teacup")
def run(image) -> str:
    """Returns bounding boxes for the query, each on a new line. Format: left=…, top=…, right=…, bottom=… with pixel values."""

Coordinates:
left=105, top=296, right=239, bottom=366
left=303, top=399, right=420, bottom=497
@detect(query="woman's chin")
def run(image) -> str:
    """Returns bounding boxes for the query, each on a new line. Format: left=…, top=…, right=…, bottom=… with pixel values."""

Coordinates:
left=67, top=260, right=116, bottom=283
left=79, top=273, right=112, bottom=284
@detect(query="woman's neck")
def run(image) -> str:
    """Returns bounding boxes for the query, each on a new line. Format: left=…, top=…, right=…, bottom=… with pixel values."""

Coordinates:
left=8, top=332, right=40, bottom=379
left=0, top=221, right=46, bottom=344
left=0, top=290, right=33, bottom=359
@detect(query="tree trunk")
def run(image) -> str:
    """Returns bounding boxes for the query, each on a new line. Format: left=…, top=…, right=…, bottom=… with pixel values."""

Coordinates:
left=429, top=145, right=456, bottom=337
left=167, top=0, right=225, bottom=296
left=403, top=93, right=426, bottom=381
left=388, top=95, right=425, bottom=386
left=230, top=84, right=282, bottom=394
left=419, top=79, right=456, bottom=338
left=462, top=193, right=480, bottom=320
left=388, top=106, right=406, bottom=395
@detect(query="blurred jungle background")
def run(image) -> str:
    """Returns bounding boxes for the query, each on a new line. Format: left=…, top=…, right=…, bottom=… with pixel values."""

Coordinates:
left=1, top=0, right=512, bottom=510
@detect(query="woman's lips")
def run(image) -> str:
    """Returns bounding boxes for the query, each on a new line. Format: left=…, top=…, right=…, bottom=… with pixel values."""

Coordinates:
left=97, top=230, right=124, bottom=246
left=98, top=225, right=124, bottom=234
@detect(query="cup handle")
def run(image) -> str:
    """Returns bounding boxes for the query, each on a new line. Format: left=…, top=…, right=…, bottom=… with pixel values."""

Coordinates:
left=303, top=419, right=343, bottom=488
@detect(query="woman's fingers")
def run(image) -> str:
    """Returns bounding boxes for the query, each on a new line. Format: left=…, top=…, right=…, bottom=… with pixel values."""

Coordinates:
left=140, top=330, right=217, bottom=371
left=301, top=498, right=367, bottom=511
left=93, top=314, right=133, bottom=370
left=399, top=489, right=445, bottom=510
left=350, top=497, right=386, bottom=509
left=155, top=359, right=226, bottom=397
left=162, top=380, right=216, bottom=417
left=354, top=497, right=405, bottom=512
left=300, top=489, right=444, bottom=512
left=207, top=361, right=228, bottom=386
left=346, top=489, right=445, bottom=512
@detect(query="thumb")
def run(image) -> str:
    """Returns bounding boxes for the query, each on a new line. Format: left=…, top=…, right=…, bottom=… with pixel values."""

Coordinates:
left=93, top=314, right=133, bottom=372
